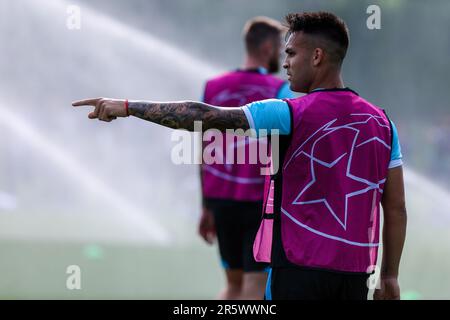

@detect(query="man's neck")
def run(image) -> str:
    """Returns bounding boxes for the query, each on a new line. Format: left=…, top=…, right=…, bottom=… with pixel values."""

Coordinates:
left=308, top=68, right=345, bottom=92
left=242, top=55, right=268, bottom=71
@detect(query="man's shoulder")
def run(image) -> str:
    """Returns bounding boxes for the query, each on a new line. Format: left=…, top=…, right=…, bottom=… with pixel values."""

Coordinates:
left=207, top=70, right=286, bottom=83
left=283, top=93, right=307, bottom=104
left=205, top=71, right=236, bottom=84
left=354, top=94, right=390, bottom=119
left=263, top=73, right=285, bottom=82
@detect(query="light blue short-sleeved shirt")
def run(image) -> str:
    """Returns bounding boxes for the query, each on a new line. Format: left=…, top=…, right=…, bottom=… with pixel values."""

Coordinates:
left=242, top=98, right=403, bottom=168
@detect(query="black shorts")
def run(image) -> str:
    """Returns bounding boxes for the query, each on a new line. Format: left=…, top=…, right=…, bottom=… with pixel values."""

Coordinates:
left=205, top=199, right=269, bottom=272
left=267, top=267, right=370, bottom=300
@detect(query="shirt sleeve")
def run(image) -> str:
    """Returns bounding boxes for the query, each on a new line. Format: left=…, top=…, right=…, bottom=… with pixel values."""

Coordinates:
left=389, top=120, right=403, bottom=168
left=242, top=99, right=291, bottom=137
left=276, top=82, right=296, bottom=99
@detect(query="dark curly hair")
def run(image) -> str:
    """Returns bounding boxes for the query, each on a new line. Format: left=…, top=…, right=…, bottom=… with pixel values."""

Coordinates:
left=285, top=12, right=349, bottom=64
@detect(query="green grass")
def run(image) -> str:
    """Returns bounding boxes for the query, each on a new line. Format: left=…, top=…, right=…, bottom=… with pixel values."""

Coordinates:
left=0, top=239, right=223, bottom=299
left=0, top=186, right=449, bottom=299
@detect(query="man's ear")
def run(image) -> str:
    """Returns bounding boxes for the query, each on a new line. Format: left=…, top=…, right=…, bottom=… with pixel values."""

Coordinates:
left=312, top=47, right=324, bottom=66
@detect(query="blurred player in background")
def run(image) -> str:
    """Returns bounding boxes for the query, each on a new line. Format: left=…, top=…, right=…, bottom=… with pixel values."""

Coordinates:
left=198, top=16, right=294, bottom=299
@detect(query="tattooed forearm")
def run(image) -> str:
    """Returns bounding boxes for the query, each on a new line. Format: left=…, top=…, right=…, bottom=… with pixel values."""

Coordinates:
left=128, top=101, right=249, bottom=132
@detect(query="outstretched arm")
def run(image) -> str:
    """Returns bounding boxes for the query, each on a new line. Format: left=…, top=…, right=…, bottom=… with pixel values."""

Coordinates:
left=72, top=98, right=249, bottom=132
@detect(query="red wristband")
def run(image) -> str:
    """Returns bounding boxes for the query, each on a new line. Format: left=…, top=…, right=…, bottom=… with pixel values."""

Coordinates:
left=125, top=99, right=129, bottom=116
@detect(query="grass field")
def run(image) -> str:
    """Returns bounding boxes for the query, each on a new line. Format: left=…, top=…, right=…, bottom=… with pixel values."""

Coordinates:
left=0, top=168, right=449, bottom=299
left=0, top=239, right=223, bottom=299
left=1, top=221, right=449, bottom=300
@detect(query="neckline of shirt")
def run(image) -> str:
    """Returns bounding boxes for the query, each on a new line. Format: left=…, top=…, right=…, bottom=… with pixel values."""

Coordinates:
left=309, top=87, right=359, bottom=96
left=236, top=67, right=268, bottom=75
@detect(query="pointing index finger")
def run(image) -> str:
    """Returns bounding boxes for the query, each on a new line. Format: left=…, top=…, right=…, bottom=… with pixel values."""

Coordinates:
left=72, top=98, right=101, bottom=107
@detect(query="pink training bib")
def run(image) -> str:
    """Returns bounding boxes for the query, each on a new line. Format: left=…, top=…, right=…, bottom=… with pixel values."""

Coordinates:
left=202, top=70, right=285, bottom=202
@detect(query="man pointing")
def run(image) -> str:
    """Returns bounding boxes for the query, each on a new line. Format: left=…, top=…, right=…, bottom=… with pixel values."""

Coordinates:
left=73, top=12, right=407, bottom=300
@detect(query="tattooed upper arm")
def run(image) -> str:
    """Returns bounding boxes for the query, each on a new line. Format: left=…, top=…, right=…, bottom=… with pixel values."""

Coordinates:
left=201, top=105, right=249, bottom=132
left=128, top=101, right=249, bottom=132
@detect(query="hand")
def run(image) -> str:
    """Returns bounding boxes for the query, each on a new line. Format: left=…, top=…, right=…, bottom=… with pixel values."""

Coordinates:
left=198, top=207, right=216, bottom=245
left=374, top=277, right=401, bottom=300
left=72, top=98, right=128, bottom=122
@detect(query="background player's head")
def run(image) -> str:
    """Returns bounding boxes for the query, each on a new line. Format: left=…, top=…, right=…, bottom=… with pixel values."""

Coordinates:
left=243, top=16, right=285, bottom=73
left=283, top=12, right=349, bottom=93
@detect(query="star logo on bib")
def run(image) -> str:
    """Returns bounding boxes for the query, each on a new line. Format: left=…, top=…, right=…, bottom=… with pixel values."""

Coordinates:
left=286, top=114, right=390, bottom=230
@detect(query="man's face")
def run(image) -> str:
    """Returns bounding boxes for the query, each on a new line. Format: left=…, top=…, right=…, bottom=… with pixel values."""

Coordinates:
left=283, top=32, right=314, bottom=93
